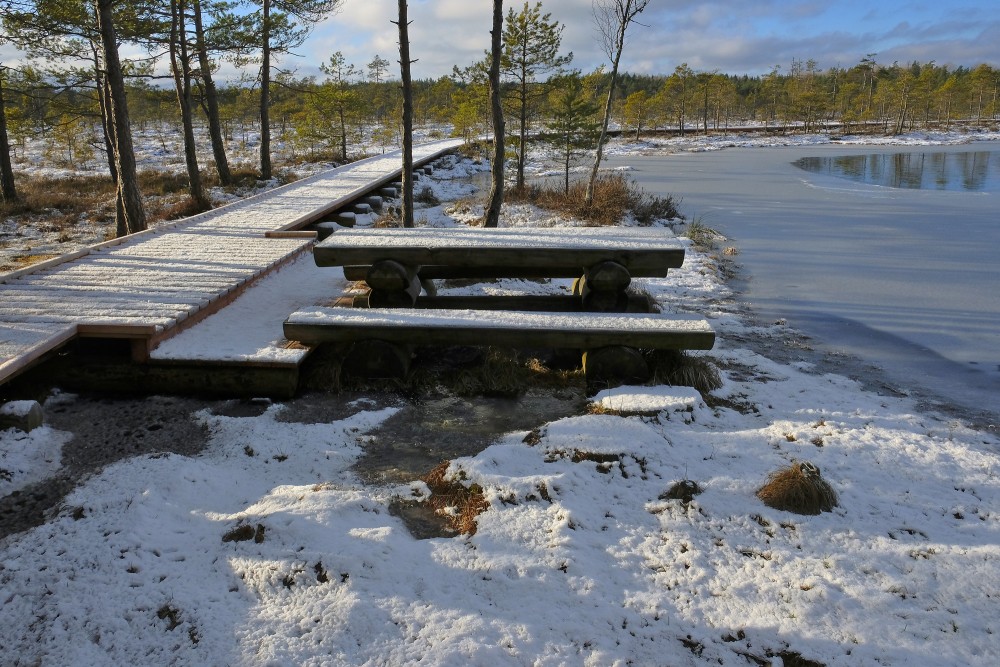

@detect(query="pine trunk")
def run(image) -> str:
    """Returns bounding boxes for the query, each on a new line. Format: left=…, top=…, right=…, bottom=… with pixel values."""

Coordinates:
left=95, top=0, right=147, bottom=237
left=483, top=0, right=505, bottom=228
left=0, top=70, right=17, bottom=202
left=171, top=0, right=209, bottom=210
left=192, top=0, right=232, bottom=185
left=397, top=0, right=414, bottom=228
left=259, top=0, right=273, bottom=180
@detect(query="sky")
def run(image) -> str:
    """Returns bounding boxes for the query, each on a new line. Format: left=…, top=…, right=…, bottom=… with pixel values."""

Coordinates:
left=298, top=0, right=1000, bottom=80
left=1, top=0, right=997, bottom=84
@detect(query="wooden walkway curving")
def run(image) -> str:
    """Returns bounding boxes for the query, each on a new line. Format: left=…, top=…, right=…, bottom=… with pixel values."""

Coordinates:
left=0, top=139, right=463, bottom=387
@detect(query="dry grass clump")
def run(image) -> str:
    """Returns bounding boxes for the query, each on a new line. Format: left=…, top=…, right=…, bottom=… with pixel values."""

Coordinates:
left=682, top=219, right=723, bottom=251
left=647, top=349, right=723, bottom=396
left=1, top=174, right=116, bottom=221
left=414, top=185, right=440, bottom=206
left=372, top=209, right=402, bottom=228
left=508, top=173, right=679, bottom=227
left=423, top=462, right=489, bottom=535
left=299, top=343, right=580, bottom=398
left=449, top=348, right=580, bottom=397
left=756, top=461, right=838, bottom=515
left=452, top=347, right=529, bottom=397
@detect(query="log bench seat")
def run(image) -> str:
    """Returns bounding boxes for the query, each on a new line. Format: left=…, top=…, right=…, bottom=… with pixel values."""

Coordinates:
left=316, top=227, right=686, bottom=311
left=283, top=307, right=715, bottom=384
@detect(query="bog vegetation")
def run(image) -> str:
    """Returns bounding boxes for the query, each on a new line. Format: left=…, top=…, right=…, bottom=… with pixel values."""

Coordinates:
left=1, top=0, right=998, bottom=236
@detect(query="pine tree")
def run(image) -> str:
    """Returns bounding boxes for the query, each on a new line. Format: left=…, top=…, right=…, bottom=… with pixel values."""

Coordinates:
left=501, top=1, right=571, bottom=191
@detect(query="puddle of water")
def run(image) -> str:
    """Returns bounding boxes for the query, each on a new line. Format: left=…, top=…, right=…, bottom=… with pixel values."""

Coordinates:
left=793, top=150, right=1000, bottom=192
left=352, top=388, right=586, bottom=486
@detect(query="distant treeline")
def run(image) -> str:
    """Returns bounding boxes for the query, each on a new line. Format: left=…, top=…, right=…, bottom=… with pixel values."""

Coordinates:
left=3, top=57, right=997, bottom=171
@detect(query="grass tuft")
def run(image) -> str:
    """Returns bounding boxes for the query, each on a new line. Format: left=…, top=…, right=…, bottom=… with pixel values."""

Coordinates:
left=414, top=186, right=440, bottom=206
left=681, top=218, right=723, bottom=251
left=756, top=461, right=838, bottom=515
left=646, top=349, right=723, bottom=396
left=509, top=173, right=680, bottom=227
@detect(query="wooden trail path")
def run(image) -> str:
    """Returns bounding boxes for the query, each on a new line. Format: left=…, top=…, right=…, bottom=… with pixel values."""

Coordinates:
left=0, top=139, right=463, bottom=387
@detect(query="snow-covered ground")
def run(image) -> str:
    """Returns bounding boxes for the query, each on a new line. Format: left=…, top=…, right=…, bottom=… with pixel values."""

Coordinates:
left=2, top=131, right=999, bottom=666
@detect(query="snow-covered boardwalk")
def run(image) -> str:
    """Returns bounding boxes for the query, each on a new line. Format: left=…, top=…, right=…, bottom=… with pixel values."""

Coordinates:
left=0, top=139, right=464, bottom=385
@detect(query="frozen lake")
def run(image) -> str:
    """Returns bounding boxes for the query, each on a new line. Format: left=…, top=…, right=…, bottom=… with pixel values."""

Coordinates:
left=608, top=142, right=1000, bottom=422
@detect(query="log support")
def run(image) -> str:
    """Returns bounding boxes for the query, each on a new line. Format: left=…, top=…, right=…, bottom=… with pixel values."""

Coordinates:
left=582, top=346, right=650, bottom=389
left=366, top=260, right=423, bottom=307
left=341, top=339, right=412, bottom=379
left=575, top=260, right=632, bottom=312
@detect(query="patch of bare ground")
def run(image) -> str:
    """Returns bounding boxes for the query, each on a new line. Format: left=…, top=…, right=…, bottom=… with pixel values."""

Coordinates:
left=0, top=167, right=297, bottom=272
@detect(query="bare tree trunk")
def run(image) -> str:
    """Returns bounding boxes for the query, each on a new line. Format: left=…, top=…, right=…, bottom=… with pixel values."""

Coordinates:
left=483, top=0, right=504, bottom=228
left=259, top=0, right=272, bottom=180
left=192, top=0, right=232, bottom=185
left=171, top=0, right=210, bottom=210
left=395, top=0, right=414, bottom=228
left=94, top=68, right=128, bottom=237
left=516, top=60, right=528, bottom=191
left=585, top=51, right=622, bottom=207
left=94, top=60, right=118, bottom=179
left=0, top=68, right=17, bottom=202
left=586, top=1, right=650, bottom=207
left=95, top=0, right=147, bottom=236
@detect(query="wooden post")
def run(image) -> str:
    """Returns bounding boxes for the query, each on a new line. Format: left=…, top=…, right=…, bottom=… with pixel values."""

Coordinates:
left=582, top=346, right=650, bottom=388
left=365, top=260, right=422, bottom=307
left=578, top=261, right=631, bottom=312
left=342, top=339, right=412, bottom=379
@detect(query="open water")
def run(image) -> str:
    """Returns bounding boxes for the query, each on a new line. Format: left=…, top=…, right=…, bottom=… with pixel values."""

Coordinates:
left=608, top=142, right=1000, bottom=425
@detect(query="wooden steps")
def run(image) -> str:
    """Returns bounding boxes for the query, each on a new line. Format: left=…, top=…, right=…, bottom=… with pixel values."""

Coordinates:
left=283, top=307, right=715, bottom=386
left=284, top=307, right=715, bottom=351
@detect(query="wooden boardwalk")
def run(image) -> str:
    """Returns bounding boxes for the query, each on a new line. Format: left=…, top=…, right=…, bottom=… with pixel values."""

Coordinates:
left=0, top=139, right=463, bottom=386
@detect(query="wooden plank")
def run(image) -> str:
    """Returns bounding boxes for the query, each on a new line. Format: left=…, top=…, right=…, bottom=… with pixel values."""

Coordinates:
left=4, top=283, right=221, bottom=300
left=0, top=323, right=78, bottom=384
left=77, top=323, right=159, bottom=338
left=315, top=227, right=685, bottom=276
left=0, top=301, right=193, bottom=319
left=270, top=140, right=463, bottom=232
left=0, top=288, right=213, bottom=308
left=0, top=310, right=179, bottom=327
left=0, top=250, right=92, bottom=284
left=343, top=264, right=644, bottom=281
left=284, top=307, right=715, bottom=351
left=350, top=294, right=655, bottom=312
left=265, top=230, right=319, bottom=239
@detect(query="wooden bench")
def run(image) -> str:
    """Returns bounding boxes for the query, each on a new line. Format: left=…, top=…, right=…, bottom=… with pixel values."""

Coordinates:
left=284, top=307, right=715, bottom=385
left=285, top=225, right=714, bottom=386
left=317, top=227, right=685, bottom=311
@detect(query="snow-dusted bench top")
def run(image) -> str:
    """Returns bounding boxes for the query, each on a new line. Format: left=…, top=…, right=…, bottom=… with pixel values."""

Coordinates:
left=284, top=307, right=715, bottom=351
left=316, top=227, right=685, bottom=278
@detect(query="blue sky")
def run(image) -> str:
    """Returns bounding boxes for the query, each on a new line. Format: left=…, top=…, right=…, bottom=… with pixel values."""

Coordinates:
left=298, top=0, right=1000, bottom=80
left=1, top=0, right=996, bottom=82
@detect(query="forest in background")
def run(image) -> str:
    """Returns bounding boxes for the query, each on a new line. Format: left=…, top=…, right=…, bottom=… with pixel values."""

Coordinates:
left=1, top=0, right=998, bottom=235
left=4, top=55, right=1000, bottom=170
